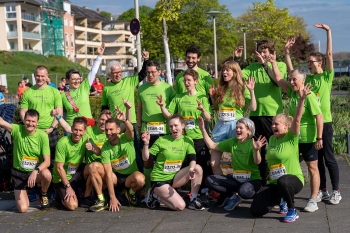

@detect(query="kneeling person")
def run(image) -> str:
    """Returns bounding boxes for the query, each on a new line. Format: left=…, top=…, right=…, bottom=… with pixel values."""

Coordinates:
left=0, top=110, right=51, bottom=212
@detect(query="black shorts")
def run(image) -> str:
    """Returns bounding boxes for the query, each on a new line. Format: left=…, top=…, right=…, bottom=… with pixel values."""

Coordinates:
left=54, top=163, right=86, bottom=201
left=114, top=172, right=131, bottom=188
left=48, top=128, right=59, bottom=147
left=151, top=179, right=174, bottom=189
left=299, top=142, right=318, bottom=162
left=12, top=168, right=32, bottom=190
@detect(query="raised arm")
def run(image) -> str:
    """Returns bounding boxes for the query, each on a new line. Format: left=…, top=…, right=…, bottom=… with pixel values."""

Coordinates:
left=270, top=52, right=288, bottom=93
left=314, top=24, right=333, bottom=72
left=87, top=43, right=105, bottom=86
left=197, top=100, right=211, bottom=121
left=284, top=38, right=295, bottom=73
left=291, top=84, right=311, bottom=135
left=141, top=131, right=151, bottom=161
left=198, top=117, right=219, bottom=151
left=51, top=108, right=72, bottom=133
left=0, top=117, right=13, bottom=132
left=115, top=106, right=134, bottom=140
left=245, top=77, right=257, bottom=111
left=209, top=85, right=218, bottom=110
left=138, top=51, right=150, bottom=83
left=156, top=95, right=172, bottom=118
left=252, top=136, right=266, bottom=164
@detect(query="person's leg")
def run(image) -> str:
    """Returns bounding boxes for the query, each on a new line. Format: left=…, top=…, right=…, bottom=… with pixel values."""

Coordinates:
left=153, top=184, right=186, bottom=211
left=250, top=184, right=280, bottom=217
left=89, top=162, right=106, bottom=199
left=14, top=190, right=30, bottom=213
left=238, top=180, right=262, bottom=199
left=35, top=168, right=52, bottom=209
left=277, top=175, right=303, bottom=209
left=132, top=123, right=143, bottom=173
left=211, top=121, right=226, bottom=175
left=83, top=165, right=92, bottom=198
left=205, top=174, right=241, bottom=197
left=124, top=171, right=146, bottom=205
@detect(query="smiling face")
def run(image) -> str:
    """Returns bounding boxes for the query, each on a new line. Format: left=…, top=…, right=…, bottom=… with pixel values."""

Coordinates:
left=34, top=69, right=48, bottom=87
left=288, top=71, right=304, bottom=92
left=109, top=66, right=122, bottom=83
left=71, top=123, right=86, bottom=143
left=236, top=122, right=251, bottom=142
left=68, top=73, right=81, bottom=89
left=24, top=115, right=38, bottom=134
left=186, top=52, right=200, bottom=69
left=271, top=116, right=289, bottom=138
left=105, top=122, right=121, bottom=144
left=98, top=113, right=111, bottom=132
left=184, top=74, right=197, bottom=91
left=169, top=118, right=185, bottom=139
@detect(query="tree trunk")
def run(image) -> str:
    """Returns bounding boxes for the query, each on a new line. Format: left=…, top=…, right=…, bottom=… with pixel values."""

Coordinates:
left=162, top=18, right=172, bottom=85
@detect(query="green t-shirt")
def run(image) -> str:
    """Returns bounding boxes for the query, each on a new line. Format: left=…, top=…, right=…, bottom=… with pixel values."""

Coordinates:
left=287, top=86, right=322, bottom=143
left=267, top=130, right=304, bottom=185
left=101, top=133, right=138, bottom=175
left=305, top=69, right=334, bottom=123
left=102, top=75, right=139, bottom=123
left=168, top=92, right=211, bottom=139
left=85, top=126, right=107, bottom=164
left=62, top=79, right=93, bottom=126
left=242, top=62, right=287, bottom=116
left=11, top=124, right=50, bottom=172
left=149, top=135, right=196, bottom=181
left=217, top=87, right=251, bottom=121
left=137, top=82, right=176, bottom=134
left=52, top=134, right=88, bottom=183
left=217, top=138, right=261, bottom=181
left=21, top=85, right=63, bottom=129
left=175, top=68, right=213, bottom=95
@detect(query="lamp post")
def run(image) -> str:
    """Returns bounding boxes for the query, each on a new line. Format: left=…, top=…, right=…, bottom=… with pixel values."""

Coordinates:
left=241, top=27, right=247, bottom=61
left=207, top=10, right=221, bottom=78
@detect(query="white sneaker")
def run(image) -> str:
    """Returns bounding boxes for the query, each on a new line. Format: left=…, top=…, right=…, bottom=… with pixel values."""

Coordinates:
left=304, top=199, right=319, bottom=212
left=316, top=189, right=330, bottom=202
left=329, top=190, right=342, bottom=205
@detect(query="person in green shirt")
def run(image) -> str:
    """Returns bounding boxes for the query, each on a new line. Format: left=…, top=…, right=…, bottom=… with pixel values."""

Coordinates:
left=250, top=84, right=309, bottom=223
left=52, top=117, right=93, bottom=211
left=0, top=110, right=51, bottom=212
left=174, top=44, right=213, bottom=96
left=156, top=69, right=212, bottom=205
left=62, top=43, right=105, bottom=126
left=235, top=40, right=287, bottom=186
left=284, top=24, right=341, bottom=205
left=199, top=116, right=264, bottom=211
left=141, top=114, right=204, bottom=211
left=209, top=60, right=257, bottom=176
left=137, top=60, right=176, bottom=202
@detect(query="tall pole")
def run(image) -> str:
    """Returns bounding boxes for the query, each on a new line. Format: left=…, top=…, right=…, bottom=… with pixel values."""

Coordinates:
left=213, top=16, right=218, bottom=78
left=243, top=30, right=246, bottom=61
left=134, top=0, right=142, bottom=72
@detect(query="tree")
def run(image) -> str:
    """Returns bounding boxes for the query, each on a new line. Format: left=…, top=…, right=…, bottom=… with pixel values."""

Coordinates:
left=100, top=11, right=112, bottom=19
left=117, top=6, right=154, bottom=21
left=290, top=35, right=315, bottom=62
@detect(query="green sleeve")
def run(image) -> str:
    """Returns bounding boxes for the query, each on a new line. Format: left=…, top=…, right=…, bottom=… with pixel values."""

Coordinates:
left=244, top=88, right=251, bottom=108
left=149, top=137, right=161, bottom=156
left=53, top=88, right=63, bottom=107
left=20, top=89, right=29, bottom=109
left=136, top=87, right=142, bottom=102
left=204, top=75, right=213, bottom=95
left=306, top=93, right=322, bottom=116
left=101, top=144, right=111, bottom=164
left=55, top=139, right=66, bottom=163
left=102, top=88, right=108, bottom=106
left=324, top=69, right=334, bottom=83
left=40, top=132, right=50, bottom=156
left=10, top=124, right=20, bottom=138
left=185, top=137, right=196, bottom=155
left=129, top=74, right=139, bottom=88
left=217, top=137, right=235, bottom=153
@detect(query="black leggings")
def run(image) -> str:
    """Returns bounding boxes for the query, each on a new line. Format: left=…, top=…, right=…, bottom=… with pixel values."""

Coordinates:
left=205, top=175, right=262, bottom=199
left=250, top=175, right=303, bottom=217
left=193, top=138, right=212, bottom=191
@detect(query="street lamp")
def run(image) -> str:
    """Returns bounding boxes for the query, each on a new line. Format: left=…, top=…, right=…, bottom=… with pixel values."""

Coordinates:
left=241, top=27, right=247, bottom=61
left=207, top=10, right=221, bottom=78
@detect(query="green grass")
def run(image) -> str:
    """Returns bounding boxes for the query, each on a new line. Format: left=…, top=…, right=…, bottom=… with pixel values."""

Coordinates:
left=0, top=51, right=90, bottom=93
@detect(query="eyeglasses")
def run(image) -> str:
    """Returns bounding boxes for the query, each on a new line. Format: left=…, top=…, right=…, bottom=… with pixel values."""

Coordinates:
left=111, top=71, right=122, bottom=75
left=147, top=71, right=159, bottom=75
left=307, top=60, right=320, bottom=64
left=70, top=78, right=81, bottom=82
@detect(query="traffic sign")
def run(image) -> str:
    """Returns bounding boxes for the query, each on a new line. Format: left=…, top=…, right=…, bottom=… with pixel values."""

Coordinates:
left=130, top=18, right=140, bottom=35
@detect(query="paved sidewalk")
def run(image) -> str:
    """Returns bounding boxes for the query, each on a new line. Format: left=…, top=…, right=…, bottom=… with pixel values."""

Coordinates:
left=0, top=155, right=349, bottom=233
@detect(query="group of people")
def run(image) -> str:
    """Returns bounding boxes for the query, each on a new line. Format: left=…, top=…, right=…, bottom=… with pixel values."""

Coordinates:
left=0, top=23, right=341, bottom=223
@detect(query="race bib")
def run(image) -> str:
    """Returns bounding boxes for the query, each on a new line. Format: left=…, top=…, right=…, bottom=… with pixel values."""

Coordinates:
left=163, top=160, right=182, bottom=173
left=67, top=163, right=79, bottom=175
left=21, top=156, right=38, bottom=170
left=111, top=155, right=130, bottom=171
left=232, top=170, right=251, bottom=183
left=147, top=122, right=165, bottom=135
left=270, top=163, right=287, bottom=180
left=218, top=107, right=236, bottom=121
left=183, top=116, right=195, bottom=130
left=95, top=142, right=104, bottom=149
left=315, top=93, right=321, bottom=106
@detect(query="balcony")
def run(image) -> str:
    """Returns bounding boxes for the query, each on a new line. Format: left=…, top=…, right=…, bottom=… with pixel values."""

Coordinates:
left=6, top=12, right=16, bottom=19
left=7, top=31, right=18, bottom=38
left=22, top=31, right=40, bottom=40
left=21, top=13, right=40, bottom=22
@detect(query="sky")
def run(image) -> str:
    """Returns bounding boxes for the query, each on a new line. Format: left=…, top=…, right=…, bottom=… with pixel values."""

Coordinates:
left=70, top=0, right=350, bottom=53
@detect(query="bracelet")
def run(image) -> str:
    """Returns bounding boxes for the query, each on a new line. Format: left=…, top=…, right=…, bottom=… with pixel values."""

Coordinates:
left=316, top=138, right=323, bottom=141
left=50, top=125, right=55, bottom=129
left=56, top=115, right=62, bottom=121
left=143, top=144, right=149, bottom=146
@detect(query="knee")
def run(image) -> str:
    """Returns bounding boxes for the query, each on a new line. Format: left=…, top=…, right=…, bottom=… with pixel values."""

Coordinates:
left=41, top=169, right=52, bottom=182
left=135, top=172, right=145, bottom=187
left=194, top=164, right=203, bottom=175
left=89, top=163, right=99, bottom=174
left=174, top=201, right=186, bottom=211
left=64, top=200, right=78, bottom=211
left=238, top=183, right=255, bottom=199
left=17, top=204, right=29, bottom=213
left=307, top=164, right=319, bottom=176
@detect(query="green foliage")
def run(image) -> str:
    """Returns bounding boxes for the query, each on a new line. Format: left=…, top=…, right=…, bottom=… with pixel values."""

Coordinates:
left=332, top=76, right=350, bottom=91
left=100, top=11, right=112, bottom=19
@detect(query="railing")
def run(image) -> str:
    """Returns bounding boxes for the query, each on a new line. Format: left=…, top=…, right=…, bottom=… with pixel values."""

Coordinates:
left=6, top=13, right=16, bottom=19
left=21, top=13, right=40, bottom=22
left=22, top=31, right=40, bottom=39
left=23, top=49, right=42, bottom=54
left=7, top=31, right=18, bottom=37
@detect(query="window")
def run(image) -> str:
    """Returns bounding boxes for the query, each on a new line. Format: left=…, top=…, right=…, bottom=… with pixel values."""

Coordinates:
left=10, top=42, right=15, bottom=50
left=65, top=33, right=68, bottom=47
left=9, top=24, right=14, bottom=31
left=5, top=3, right=16, bottom=18
left=70, top=34, right=74, bottom=47
left=64, top=18, right=67, bottom=26
left=66, top=51, right=69, bottom=58
left=69, top=19, right=73, bottom=27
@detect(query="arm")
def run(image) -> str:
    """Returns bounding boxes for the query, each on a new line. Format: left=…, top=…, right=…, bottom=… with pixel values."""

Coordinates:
left=115, top=105, right=133, bottom=140
left=253, top=150, right=262, bottom=165
left=85, top=137, right=101, bottom=155
left=19, top=108, right=27, bottom=123
left=245, top=77, right=256, bottom=111
left=87, top=43, right=104, bottom=86
left=157, top=95, right=172, bottom=118
left=198, top=117, right=219, bottom=151
left=291, top=84, right=311, bottom=135
left=252, top=136, right=266, bottom=165
left=315, top=113, right=324, bottom=150
left=209, top=86, right=218, bottom=110
left=270, top=54, right=288, bottom=93
left=141, top=131, right=151, bottom=161
left=56, top=162, right=76, bottom=201
left=138, top=51, right=149, bottom=83
left=103, top=163, right=121, bottom=212
left=0, top=117, right=13, bottom=132
left=197, top=100, right=211, bottom=121
left=284, top=38, right=295, bottom=73
left=314, top=24, right=333, bottom=72
left=51, top=109, right=72, bottom=133
left=27, top=155, right=50, bottom=188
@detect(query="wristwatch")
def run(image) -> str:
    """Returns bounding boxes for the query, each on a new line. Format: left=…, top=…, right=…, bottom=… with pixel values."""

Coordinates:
left=35, top=167, right=40, bottom=174
left=64, top=183, right=71, bottom=189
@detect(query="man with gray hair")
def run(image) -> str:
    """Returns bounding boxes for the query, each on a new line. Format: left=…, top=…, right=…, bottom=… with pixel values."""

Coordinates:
left=102, top=51, right=149, bottom=172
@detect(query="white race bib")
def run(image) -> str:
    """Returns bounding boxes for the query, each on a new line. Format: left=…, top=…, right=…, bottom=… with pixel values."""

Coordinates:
left=111, top=155, right=130, bottom=171
left=232, top=170, right=251, bottom=183
left=21, top=156, right=38, bottom=170
left=67, top=163, right=79, bottom=175
left=147, top=122, right=165, bottom=135
left=183, top=116, right=195, bottom=130
left=270, top=163, right=287, bottom=180
left=218, top=107, right=236, bottom=121
left=163, top=160, right=182, bottom=173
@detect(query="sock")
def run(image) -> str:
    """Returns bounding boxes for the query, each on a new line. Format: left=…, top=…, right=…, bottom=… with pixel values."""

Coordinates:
left=310, top=197, right=317, bottom=202
left=201, top=188, right=209, bottom=194
left=41, top=190, right=47, bottom=196
left=143, top=168, right=152, bottom=190
left=129, top=188, right=135, bottom=195
left=97, top=194, right=105, bottom=201
left=190, top=193, right=198, bottom=201
left=321, top=188, right=327, bottom=192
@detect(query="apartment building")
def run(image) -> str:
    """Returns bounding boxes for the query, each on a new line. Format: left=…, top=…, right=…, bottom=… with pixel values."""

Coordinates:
left=63, top=1, right=75, bottom=62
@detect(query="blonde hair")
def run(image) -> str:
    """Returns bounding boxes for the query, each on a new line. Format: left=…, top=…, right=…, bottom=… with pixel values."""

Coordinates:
left=273, top=114, right=293, bottom=128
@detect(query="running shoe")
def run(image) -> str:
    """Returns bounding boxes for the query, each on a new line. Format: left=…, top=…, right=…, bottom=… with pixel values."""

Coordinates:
left=28, top=189, right=38, bottom=202
left=125, top=189, right=137, bottom=206
left=199, top=193, right=210, bottom=206
left=316, top=189, right=330, bottom=202
left=79, top=196, right=95, bottom=208
left=304, top=199, right=319, bottom=212
left=279, top=199, right=288, bottom=214
left=215, top=196, right=228, bottom=207
left=89, top=200, right=108, bottom=212
left=146, top=189, right=160, bottom=209
left=39, top=193, right=50, bottom=209
left=329, top=190, right=342, bottom=205
left=188, top=198, right=205, bottom=211
left=283, top=208, right=299, bottom=223
left=223, top=194, right=242, bottom=211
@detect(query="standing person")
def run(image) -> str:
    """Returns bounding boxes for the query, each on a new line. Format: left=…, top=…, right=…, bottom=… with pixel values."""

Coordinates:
left=23, top=77, right=32, bottom=87
left=62, top=43, right=105, bottom=126
left=156, top=69, right=212, bottom=205
left=92, top=77, right=104, bottom=96
left=16, top=80, right=29, bottom=105
left=209, top=61, right=257, bottom=175
left=0, top=86, right=5, bottom=105
left=284, top=24, right=341, bottom=205
left=200, top=117, right=264, bottom=211
left=250, top=85, right=310, bottom=223
left=142, top=114, right=205, bottom=211
left=0, top=110, right=51, bottom=212
left=57, top=82, right=65, bottom=93
left=174, top=44, right=213, bottom=96
left=137, top=60, right=176, bottom=202
left=235, top=40, right=288, bottom=186
left=47, top=77, right=56, bottom=88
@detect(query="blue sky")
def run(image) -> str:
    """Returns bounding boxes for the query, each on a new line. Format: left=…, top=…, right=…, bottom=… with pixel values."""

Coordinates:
left=70, top=0, right=350, bottom=53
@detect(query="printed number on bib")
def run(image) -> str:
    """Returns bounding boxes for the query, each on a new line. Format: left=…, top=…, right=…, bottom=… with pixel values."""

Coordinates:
left=147, top=122, right=165, bottom=135
left=219, top=107, right=236, bottom=121
left=270, top=163, right=287, bottom=180
left=67, top=163, right=79, bottom=175
left=21, top=156, right=38, bottom=170
left=183, top=116, right=195, bottom=130
left=111, top=155, right=130, bottom=171
left=163, top=160, right=182, bottom=173
left=315, top=93, right=321, bottom=106
left=232, top=170, right=251, bottom=183
left=95, top=142, right=104, bottom=149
